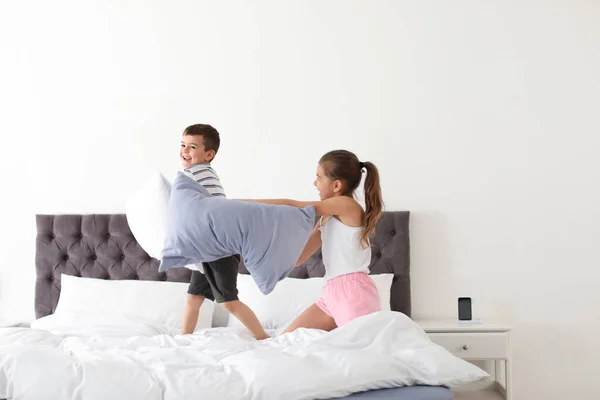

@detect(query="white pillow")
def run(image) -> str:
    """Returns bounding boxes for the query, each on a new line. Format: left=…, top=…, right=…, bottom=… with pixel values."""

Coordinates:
left=56, top=274, right=214, bottom=332
left=31, top=311, right=170, bottom=337
left=225, top=273, right=393, bottom=330
left=125, top=169, right=171, bottom=259
left=125, top=169, right=204, bottom=273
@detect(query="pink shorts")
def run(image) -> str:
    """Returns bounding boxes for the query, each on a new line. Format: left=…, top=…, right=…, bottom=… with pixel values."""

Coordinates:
left=316, top=272, right=381, bottom=327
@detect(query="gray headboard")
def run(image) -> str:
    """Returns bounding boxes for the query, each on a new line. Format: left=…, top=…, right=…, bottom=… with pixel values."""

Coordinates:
left=35, top=211, right=410, bottom=319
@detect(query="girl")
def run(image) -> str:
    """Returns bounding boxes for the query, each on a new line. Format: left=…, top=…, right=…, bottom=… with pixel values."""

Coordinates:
left=246, top=149, right=383, bottom=333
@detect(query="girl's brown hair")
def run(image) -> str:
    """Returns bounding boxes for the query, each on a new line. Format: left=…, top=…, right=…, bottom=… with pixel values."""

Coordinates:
left=319, top=150, right=383, bottom=247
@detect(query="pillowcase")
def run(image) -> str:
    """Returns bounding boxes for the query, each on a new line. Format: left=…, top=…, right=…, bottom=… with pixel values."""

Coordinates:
left=55, top=274, right=214, bottom=332
left=159, top=172, right=316, bottom=295
left=125, top=169, right=172, bottom=259
left=224, top=273, right=394, bottom=330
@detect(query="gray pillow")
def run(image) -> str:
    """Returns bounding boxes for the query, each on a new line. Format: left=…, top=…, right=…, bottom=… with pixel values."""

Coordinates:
left=159, top=172, right=316, bottom=295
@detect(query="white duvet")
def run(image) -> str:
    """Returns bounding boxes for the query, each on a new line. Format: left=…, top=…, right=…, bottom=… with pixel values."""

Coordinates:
left=0, top=311, right=487, bottom=400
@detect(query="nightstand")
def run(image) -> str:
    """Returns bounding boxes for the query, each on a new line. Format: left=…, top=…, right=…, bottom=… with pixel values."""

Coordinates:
left=416, top=319, right=512, bottom=400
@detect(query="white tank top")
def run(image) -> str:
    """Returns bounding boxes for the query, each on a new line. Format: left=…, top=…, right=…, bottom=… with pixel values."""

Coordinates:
left=319, top=216, right=371, bottom=280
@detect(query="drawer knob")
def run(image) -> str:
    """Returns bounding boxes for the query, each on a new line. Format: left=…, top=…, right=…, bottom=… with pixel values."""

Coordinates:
left=462, top=344, right=469, bottom=350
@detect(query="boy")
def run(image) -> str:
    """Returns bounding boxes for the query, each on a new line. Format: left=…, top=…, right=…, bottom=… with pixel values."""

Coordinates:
left=179, top=123, right=268, bottom=340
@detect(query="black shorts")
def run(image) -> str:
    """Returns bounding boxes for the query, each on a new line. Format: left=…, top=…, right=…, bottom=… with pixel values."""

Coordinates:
left=187, top=255, right=240, bottom=303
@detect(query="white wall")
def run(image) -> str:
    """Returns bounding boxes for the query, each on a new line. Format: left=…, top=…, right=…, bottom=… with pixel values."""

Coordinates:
left=1, top=1, right=599, bottom=399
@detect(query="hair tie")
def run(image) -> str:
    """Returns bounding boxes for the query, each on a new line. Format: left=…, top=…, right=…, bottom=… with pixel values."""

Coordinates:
left=359, top=161, right=365, bottom=170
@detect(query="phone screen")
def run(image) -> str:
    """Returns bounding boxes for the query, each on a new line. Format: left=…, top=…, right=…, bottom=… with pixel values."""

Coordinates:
left=458, top=297, right=472, bottom=320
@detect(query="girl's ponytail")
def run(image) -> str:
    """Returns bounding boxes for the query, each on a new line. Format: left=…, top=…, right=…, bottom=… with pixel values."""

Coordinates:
left=360, top=161, right=383, bottom=247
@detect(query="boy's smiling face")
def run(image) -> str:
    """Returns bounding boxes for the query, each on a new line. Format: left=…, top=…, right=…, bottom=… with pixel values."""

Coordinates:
left=180, top=134, right=215, bottom=169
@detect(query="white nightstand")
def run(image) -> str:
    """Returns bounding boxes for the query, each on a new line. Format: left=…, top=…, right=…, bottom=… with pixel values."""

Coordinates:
left=416, top=319, right=512, bottom=400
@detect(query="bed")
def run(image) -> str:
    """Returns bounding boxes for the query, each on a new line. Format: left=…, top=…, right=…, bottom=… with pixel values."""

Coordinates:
left=0, top=211, right=486, bottom=400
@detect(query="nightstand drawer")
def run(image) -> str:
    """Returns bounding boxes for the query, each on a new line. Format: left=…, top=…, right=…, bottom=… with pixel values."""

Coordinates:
left=428, top=332, right=508, bottom=359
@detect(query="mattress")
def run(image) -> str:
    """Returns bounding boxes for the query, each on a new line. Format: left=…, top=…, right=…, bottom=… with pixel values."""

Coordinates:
left=340, top=385, right=452, bottom=399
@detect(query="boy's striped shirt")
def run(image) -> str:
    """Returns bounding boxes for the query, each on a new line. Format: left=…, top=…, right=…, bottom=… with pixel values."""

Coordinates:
left=183, top=163, right=226, bottom=197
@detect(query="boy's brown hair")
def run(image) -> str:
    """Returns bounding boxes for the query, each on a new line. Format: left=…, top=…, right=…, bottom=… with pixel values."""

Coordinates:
left=183, top=124, right=220, bottom=155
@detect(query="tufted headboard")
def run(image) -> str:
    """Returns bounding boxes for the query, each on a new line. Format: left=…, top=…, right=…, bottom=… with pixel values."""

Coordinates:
left=35, top=211, right=410, bottom=319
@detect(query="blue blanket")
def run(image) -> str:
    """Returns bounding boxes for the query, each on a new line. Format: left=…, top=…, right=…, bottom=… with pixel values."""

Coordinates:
left=159, top=172, right=316, bottom=295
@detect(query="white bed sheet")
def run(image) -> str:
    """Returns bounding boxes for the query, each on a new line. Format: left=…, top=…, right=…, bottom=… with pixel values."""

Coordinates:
left=0, top=311, right=487, bottom=400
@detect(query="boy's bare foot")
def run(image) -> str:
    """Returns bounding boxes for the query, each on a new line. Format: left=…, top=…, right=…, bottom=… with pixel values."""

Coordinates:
left=222, top=300, right=269, bottom=341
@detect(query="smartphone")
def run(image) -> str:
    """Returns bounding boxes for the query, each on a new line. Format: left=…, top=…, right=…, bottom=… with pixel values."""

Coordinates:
left=458, top=297, right=472, bottom=321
